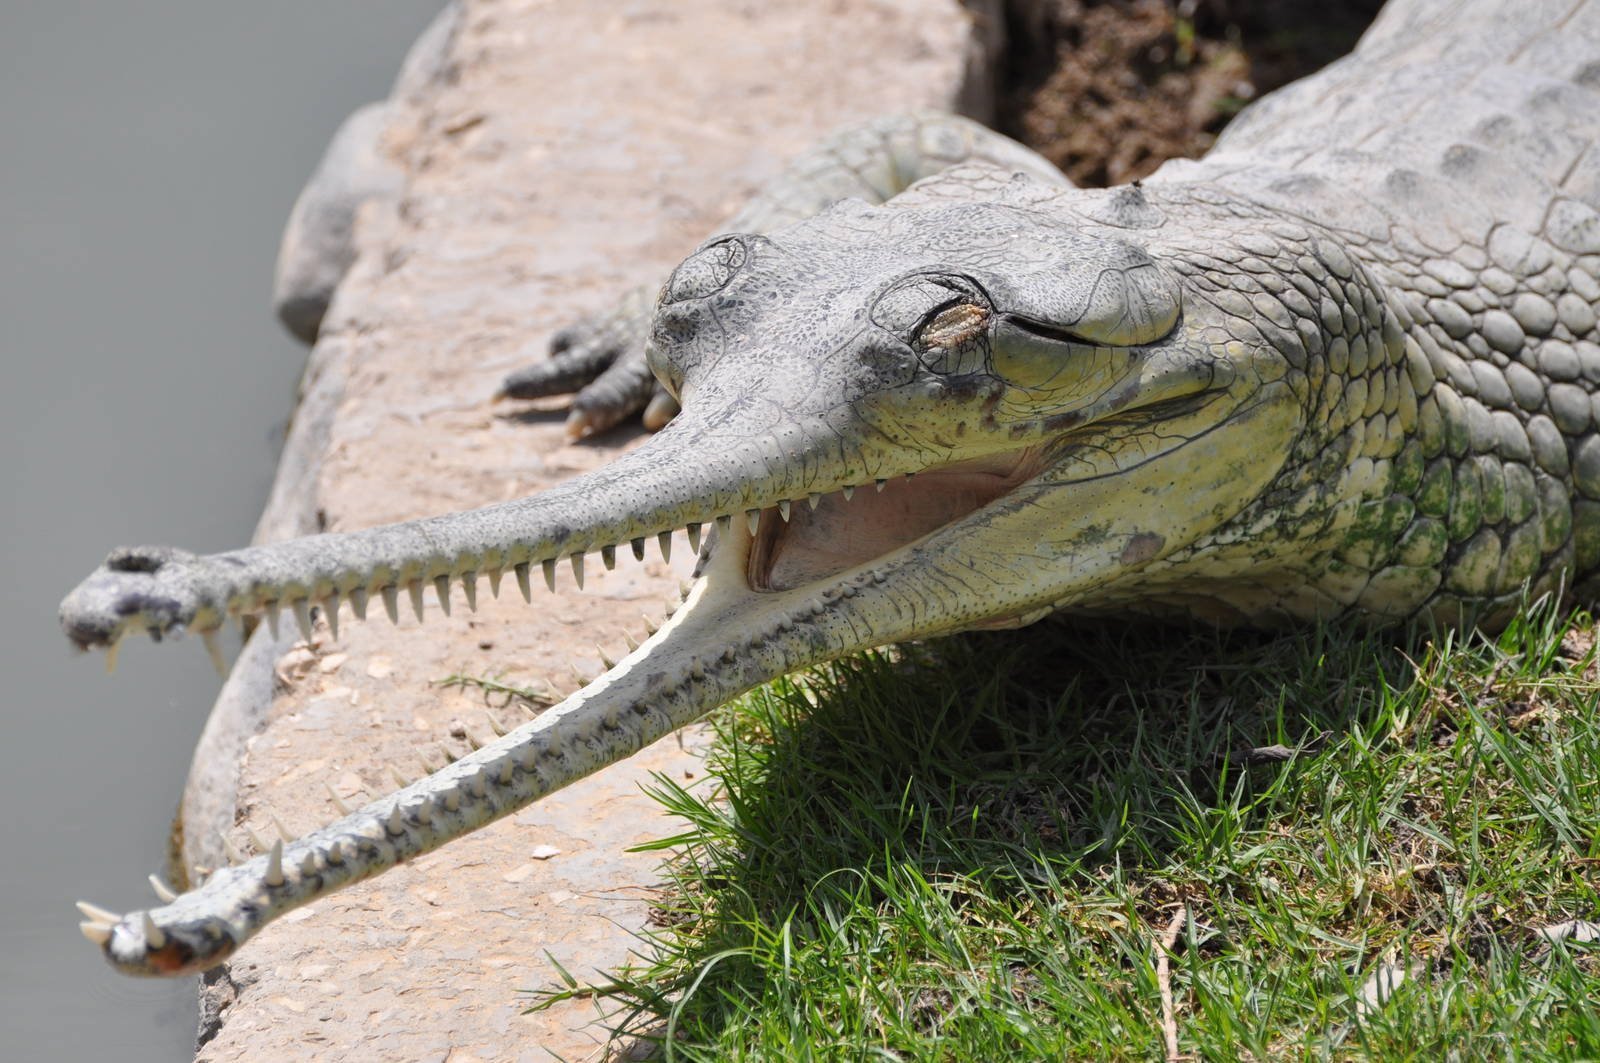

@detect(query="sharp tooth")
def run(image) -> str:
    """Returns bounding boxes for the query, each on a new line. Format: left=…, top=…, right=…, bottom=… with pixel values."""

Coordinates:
left=79, top=922, right=112, bottom=946
left=570, top=553, right=585, bottom=589
left=623, top=631, right=639, bottom=651
left=686, top=523, right=702, bottom=553
left=325, top=782, right=355, bottom=816
left=247, top=827, right=272, bottom=853
left=842, top=485, right=855, bottom=501
left=201, top=630, right=227, bottom=677
left=716, top=514, right=731, bottom=533
left=349, top=587, right=369, bottom=620
left=415, top=797, right=433, bottom=824
left=434, top=575, right=452, bottom=616
left=808, top=493, right=821, bottom=509
left=76, top=901, right=121, bottom=925
left=569, top=662, right=590, bottom=687
left=292, top=599, right=314, bottom=642
left=419, top=749, right=442, bottom=773
left=382, top=585, right=400, bottom=624
left=148, top=875, right=179, bottom=904
left=469, top=770, right=487, bottom=798
left=327, top=842, right=344, bottom=865
left=264, top=840, right=285, bottom=887
left=746, top=510, right=761, bottom=536
left=221, top=834, right=244, bottom=866
left=326, top=593, right=343, bottom=637
left=875, top=478, right=887, bottom=492
left=299, top=853, right=317, bottom=876
left=690, top=659, right=706, bottom=680
left=631, top=537, right=646, bottom=561
left=442, top=787, right=461, bottom=812
left=597, top=645, right=616, bottom=669
left=407, top=581, right=426, bottom=621
left=778, top=500, right=791, bottom=521
left=641, top=614, right=658, bottom=634
left=462, top=572, right=478, bottom=612
left=140, top=912, right=167, bottom=949
left=657, top=530, right=673, bottom=563
left=466, top=729, right=485, bottom=751
left=438, top=743, right=458, bottom=764
left=515, top=561, right=532, bottom=602
left=192, top=864, right=211, bottom=884
left=601, top=545, right=616, bottom=570
left=386, top=807, right=406, bottom=836
left=389, top=765, right=413, bottom=790
left=270, top=813, right=292, bottom=841
left=486, top=712, right=507, bottom=737
left=498, top=758, right=514, bottom=784
left=678, top=580, right=692, bottom=599
left=487, top=567, right=503, bottom=598
left=265, top=602, right=281, bottom=640
left=542, top=559, right=557, bottom=593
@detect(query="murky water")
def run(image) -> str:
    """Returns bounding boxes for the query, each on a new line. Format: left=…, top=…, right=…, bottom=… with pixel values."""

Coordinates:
left=0, top=3, right=443, bottom=1056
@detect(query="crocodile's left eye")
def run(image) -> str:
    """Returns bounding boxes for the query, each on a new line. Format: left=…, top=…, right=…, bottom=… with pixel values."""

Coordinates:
left=662, top=237, right=749, bottom=305
left=871, top=274, right=992, bottom=377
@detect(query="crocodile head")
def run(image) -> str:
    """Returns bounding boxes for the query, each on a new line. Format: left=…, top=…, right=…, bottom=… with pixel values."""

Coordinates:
left=63, top=180, right=1312, bottom=974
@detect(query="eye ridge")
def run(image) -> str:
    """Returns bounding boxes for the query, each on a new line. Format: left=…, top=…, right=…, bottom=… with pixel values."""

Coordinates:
left=663, top=237, right=750, bottom=304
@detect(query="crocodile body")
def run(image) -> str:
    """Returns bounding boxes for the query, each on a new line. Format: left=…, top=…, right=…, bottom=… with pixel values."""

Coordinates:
left=61, top=0, right=1600, bottom=975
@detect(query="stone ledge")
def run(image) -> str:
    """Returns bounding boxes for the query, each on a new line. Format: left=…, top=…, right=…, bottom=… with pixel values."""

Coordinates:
left=191, top=2, right=997, bottom=1058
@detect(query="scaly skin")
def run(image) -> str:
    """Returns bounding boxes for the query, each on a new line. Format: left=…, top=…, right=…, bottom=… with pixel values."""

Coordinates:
left=63, top=0, right=1600, bottom=974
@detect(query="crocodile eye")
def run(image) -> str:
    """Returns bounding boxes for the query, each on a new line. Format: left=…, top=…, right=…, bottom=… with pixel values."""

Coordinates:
left=916, top=303, right=990, bottom=352
left=662, top=237, right=748, bottom=304
left=870, top=274, right=992, bottom=377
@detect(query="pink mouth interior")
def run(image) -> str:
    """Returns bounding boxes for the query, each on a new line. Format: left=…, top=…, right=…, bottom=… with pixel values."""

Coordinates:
left=749, top=450, right=1044, bottom=591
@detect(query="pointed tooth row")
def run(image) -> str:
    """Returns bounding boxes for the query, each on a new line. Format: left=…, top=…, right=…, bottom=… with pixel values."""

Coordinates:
left=214, top=484, right=887, bottom=656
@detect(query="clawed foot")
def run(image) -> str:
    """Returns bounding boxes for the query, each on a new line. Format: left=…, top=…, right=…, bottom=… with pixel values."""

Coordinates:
left=496, top=284, right=680, bottom=438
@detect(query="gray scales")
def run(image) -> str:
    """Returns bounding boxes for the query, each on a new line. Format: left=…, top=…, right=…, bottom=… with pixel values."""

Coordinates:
left=59, top=0, right=1600, bottom=975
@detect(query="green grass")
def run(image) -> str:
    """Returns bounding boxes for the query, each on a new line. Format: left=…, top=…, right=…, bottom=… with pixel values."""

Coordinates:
left=526, top=598, right=1600, bottom=1061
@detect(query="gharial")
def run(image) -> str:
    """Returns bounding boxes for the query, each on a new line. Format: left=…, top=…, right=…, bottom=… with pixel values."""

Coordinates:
left=59, top=0, right=1600, bottom=976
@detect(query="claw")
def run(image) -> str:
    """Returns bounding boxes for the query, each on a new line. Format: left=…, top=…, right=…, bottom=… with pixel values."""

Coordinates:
left=148, top=874, right=179, bottom=904
left=80, top=921, right=113, bottom=946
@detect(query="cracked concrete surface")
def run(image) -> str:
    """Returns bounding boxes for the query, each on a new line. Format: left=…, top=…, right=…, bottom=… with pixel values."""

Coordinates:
left=190, top=1, right=998, bottom=1057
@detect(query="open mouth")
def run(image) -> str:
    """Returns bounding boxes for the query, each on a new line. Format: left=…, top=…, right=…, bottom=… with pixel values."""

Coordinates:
left=748, top=447, right=1050, bottom=592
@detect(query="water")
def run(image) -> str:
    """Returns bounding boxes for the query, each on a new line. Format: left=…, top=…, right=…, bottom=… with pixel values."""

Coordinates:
left=0, top=3, right=445, bottom=1056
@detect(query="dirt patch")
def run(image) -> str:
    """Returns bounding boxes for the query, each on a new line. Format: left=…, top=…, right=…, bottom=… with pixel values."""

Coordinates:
left=1002, top=0, right=1385, bottom=186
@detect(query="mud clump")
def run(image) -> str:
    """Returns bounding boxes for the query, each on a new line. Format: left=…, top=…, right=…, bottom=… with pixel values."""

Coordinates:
left=1002, top=0, right=1384, bottom=186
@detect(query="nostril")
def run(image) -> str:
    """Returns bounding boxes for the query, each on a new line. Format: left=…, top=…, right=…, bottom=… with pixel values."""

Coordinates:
left=106, top=549, right=165, bottom=574
left=104, top=545, right=193, bottom=574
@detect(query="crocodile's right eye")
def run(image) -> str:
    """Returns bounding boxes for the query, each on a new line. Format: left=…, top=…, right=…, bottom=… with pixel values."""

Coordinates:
left=662, top=237, right=749, bottom=304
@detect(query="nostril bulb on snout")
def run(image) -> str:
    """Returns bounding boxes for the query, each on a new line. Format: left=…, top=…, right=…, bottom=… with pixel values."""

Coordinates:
left=104, top=545, right=194, bottom=574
